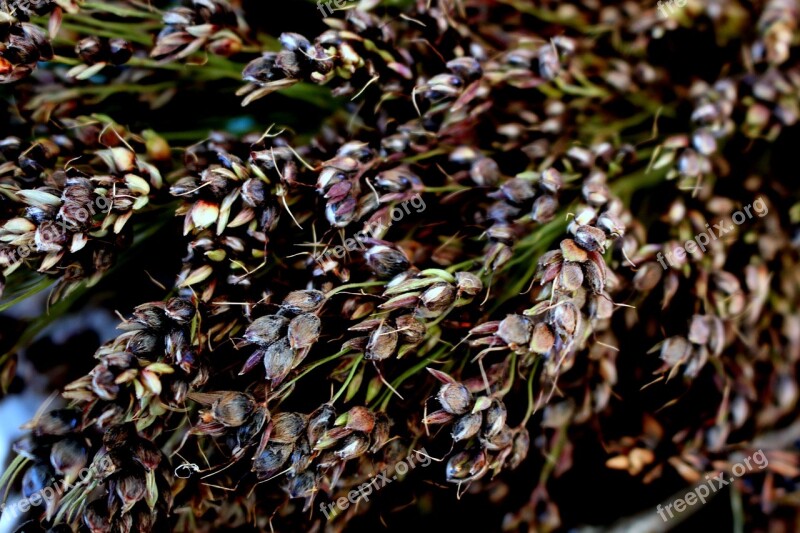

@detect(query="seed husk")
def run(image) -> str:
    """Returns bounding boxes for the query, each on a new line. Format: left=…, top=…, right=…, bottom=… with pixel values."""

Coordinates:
left=437, top=382, right=472, bottom=415
left=263, top=337, right=296, bottom=384
left=288, top=313, right=321, bottom=350
left=365, top=322, right=398, bottom=361
left=211, top=392, right=256, bottom=427
left=451, top=412, right=482, bottom=442
left=281, top=290, right=325, bottom=314
left=245, top=315, right=289, bottom=346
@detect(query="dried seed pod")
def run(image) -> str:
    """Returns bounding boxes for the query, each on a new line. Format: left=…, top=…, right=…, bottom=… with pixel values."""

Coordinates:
left=483, top=400, right=507, bottom=438
left=212, top=392, right=256, bottom=427
left=369, top=413, right=391, bottom=453
left=34, top=409, right=80, bottom=436
left=235, top=408, right=267, bottom=451
left=253, top=443, right=292, bottom=479
left=108, top=38, right=133, bottom=65
left=50, top=438, right=88, bottom=484
left=128, top=330, right=158, bottom=356
left=365, top=245, right=411, bottom=279
left=245, top=315, right=289, bottom=346
left=484, top=425, right=514, bottom=452
left=115, top=473, right=146, bottom=513
left=497, top=315, right=532, bottom=348
left=452, top=412, right=482, bottom=442
left=76, top=37, right=107, bottom=65
left=165, top=298, right=195, bottom=324
left=688, top=315, right=711, bottom=345
left=288, top=313, right=321, bottom=350
left=132, top=439, right=162, bottom=472
left=507, top=429, right=530, bottom=469
left=532, top=194, right=558, bottom=223
left=335, top=432, right=370, bottom=461
left=559, top=262, right=584, bottom=292
left=83, top=499, right=111, bottom=533
left=395, top=314, right=426, bottom=344
left=263, top=337, right=295, bottom=384
left=437, top=382, right=472, bottom=415
left=285, top=470, right=316, bottom=499
left=574, top=225, right=606, bottom=252
left=446, top=449, right=488, bottom=483
left=660, top=336, right=693, bottom=367
left=288, top=437, right=313, bottom=475
left=365, top=322, right=399, bottom=361
left=282, top=290, right=325, bottom=314
left=552, top=302, right=580, bottom=337
left=470, top=157, right=500, bottom=187
left=529, top=323, right=555, bottom=355
left=103, top=423, right=138, bottom=450
left=633, top=262, right=662, bottom=292
left=344, top=406, right=376, bottom=433
left=271, top=412, right=308, bottom=444
left=307, top=405, right=336, bottom=447
left=22, top=462, right=53, bottom=499
left=455, top=272, right=483, bottom=296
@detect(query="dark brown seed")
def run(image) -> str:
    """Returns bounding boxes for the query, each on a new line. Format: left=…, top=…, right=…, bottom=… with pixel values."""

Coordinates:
left=83, top=499, right=111, bottom=533
left=245, top=315, right=289, bottom=346
left=102, top=423, right=138, bottom=450
left=271, top=412, right=308, bottom=444
left=365, top=322, right=398, bottom=361
left=560, top=239, right=589, bottom=263
left=22, top=462, right=53, bottom=499
left=633, top=262, right=663, bottom=292
left=369, top=413, right=391, bottom=453
left=285, top=470, right=316, bottom=499
left=282, top=290, right=325, bottom=314
left=452, top=413, right=482, bottom=442
left=253, top=443, right=292, bottom=479
left=35, top=409, right=80, bottom=436
left=307, top=405, right=336, bottom=446
left=507, top=429, right=530, bottom=469
left=395, top=314, right=426, bottom=344
left=212, top=392, right=256, bottom=427
left=446, top=449, right=488, bottom=483
left=288, top=313, right=321, bottom=350
left=115, top=474, right=146, bottom=512
left=483, top=400, right=507, bottom=438
left=365, top=244, right=411, bottom=278
left=50, top=438, right=88, bottom=483
left=335, top=432, right=370, bottom=461
left=574, top=225, right=607, bottom=252
left=263, top=337, right=295, bottom=384
left=165, top=298, right=195, bottom=323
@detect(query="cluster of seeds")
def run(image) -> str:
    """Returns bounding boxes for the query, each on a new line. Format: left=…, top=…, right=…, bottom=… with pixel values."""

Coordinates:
left=1, top=1, right=800, bottom=532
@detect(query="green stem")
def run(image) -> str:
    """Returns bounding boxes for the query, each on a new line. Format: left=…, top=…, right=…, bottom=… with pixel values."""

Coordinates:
left=375, top=345, right=448, bottom=411
left=520, top=356, right=541, bottom=427
left=331, top=358, right=361, bottom=405
left=325, top=280, right=385, bottom=298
